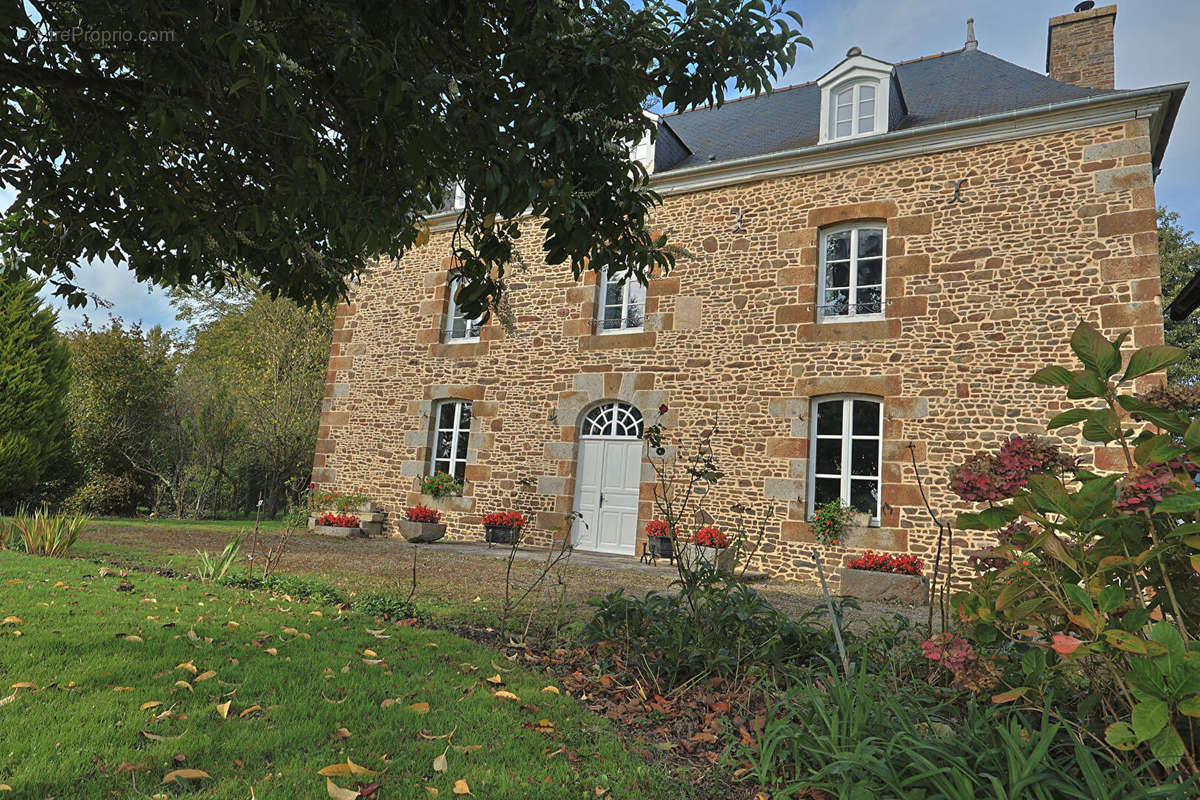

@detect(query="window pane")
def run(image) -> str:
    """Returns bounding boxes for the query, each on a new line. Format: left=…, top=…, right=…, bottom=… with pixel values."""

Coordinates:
left=625, top=302, right=644, bottom=329
left=856, top=286, right=882, bottom=315
left=435, top=430, right=454, bottom=460
left=604, top=279, right=624, bottom=307
left=859, top=84, right=875, bottom=101
left=815, top=400, right=843, bottom=435
left=836, top=120, right=852, bottom=138
left=456, top=430, right=470, bottom=458
left=857, top=116, right=874, bottom=135
left=836, top=103, right=852, bottom=122
left=825, top=232, right=849, bottom=261
left=827, top=261, right=849, bottom=288
left=628, top=280, right=647, bottom=305
left=434, top=459, right=451, bottom=475
left=852, top=400, right=880, bottom=436
left=815, top=438, right=843, bottom=476
left=438, top=403, right=456, bottom=430
left=458, top=402, right=472, bottom=428
left=814, top=477, right=841, bottom=508
left=856, top=257, right=882, bottom=286
left=851, top=439, right=879, bottom=477
left=850, top=480, right=879, bottom=517
left=824, top=289, right=849, bottom=316
left=450, top=459, right=467, bottom=481
left=601, top=304, right=623, bottom=330
left=858, top=229, right=883, bottom=258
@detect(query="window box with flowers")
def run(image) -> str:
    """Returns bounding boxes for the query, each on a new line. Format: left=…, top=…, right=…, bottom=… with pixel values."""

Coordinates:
left=681, top=525, right=735, bottom=573
left=644, top=519, right=676, bottom=560
left=396, top=505, right=446, bottom=543
left=838, top=550, right=929, bottom=605
left=311, top=511, right=365, bottom=539
left=482, top=511, right=525, bottom=545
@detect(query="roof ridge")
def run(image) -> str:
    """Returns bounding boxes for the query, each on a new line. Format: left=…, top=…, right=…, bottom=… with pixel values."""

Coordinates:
left=662, top=46, right=971, bottom=118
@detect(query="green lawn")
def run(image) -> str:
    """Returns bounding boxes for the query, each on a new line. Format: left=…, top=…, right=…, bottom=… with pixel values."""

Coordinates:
left=0, top=550, right=675, bottom=798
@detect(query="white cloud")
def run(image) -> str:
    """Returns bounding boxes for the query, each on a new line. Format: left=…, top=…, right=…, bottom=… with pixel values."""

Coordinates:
left=36, top=261, right=179, bottom=333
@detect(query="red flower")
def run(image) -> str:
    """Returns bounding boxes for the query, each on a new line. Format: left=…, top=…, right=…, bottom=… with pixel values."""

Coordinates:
left=307, top=482, right=314, bottom=489
left=692, top=525, right=729, bottom=549
left=316, top=511, right=360, bottom=528
left=405, top=505, right=441, bottom=523
left=482, top=511, right=526, bottom=528
left=645, top=520, right=676, bottom=538
left=847, top=550, right=923, bottom=576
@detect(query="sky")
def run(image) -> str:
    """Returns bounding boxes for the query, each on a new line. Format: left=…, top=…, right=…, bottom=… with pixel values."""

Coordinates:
left=13, top=0, right=1200, bottom=332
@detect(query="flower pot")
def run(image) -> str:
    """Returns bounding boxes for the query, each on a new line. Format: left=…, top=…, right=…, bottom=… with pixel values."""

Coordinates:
left=397, top=520, right=446, bottom=543
left=647, top=536, right=674, bottom=560
left=484, top=525, right=520, bottom=545
left=681, top=543, right=735, bottom=572
left=838, top=568, right=929, bottom=605
left=311, top=524, right=365, bottom=539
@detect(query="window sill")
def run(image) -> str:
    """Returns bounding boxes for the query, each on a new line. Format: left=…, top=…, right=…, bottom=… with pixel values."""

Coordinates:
left=596, top=326, right=645, bottom=336
left=817, top=313, right=885, bottom=325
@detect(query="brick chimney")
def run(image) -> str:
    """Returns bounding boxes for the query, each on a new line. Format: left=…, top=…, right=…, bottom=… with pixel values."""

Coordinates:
left=1046, top=3, right=1117, bottom=90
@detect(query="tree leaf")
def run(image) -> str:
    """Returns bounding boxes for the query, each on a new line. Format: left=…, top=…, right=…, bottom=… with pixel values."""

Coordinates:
left=1148, top=724, right=1185, bottom=768
left=326, top=777, right=360, bottom=800
left=433, top=752, right=448, bottom=773
left=408, top=701, right=430, bottom=714
left=1132, top=699, right=1169, bottom=742
left=1178, top=695, right=1200, bottom=718
left=1105, top=721, right=1139, bottom=750
left=1051, top=634, right=1083, bottom=655
left=1154, top=492, right=1200, bottom=515
left=1104, top=629, right=1150, bottom=654
left=493, top=690, right=521, bottom=701
left=1047, top=408, right=1092, bottom=429
left=1071, top=323, right=1120, bottom=379
left=1031, top=366, right=1073, bottom=386
left=216, top=701, right=231, bottom=719
left=1121, top=345, right=1186, bottom=383
left=162, top=769, right=210, bottom=783
left=452, top=779, right=472, bottom=795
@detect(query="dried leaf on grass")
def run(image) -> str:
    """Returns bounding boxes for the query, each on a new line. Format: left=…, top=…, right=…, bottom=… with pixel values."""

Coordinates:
left=493, top=690, right=521, bottom=702
left=318, top=758, right=377, bottom=777
left=239, top=704, right=262, bottom=718
left=140, top=701, right=163, bottom=711
left=161, top=769, right=210, bottom=783
left=216, top=701, right=231, bottom=719
left=325, top=777, right=360, bottom=800
left=452, top=779, right=471, bottom=795
left=432, top=752, right=448, bottom=773
left=408, top=702, right=430, bottom=714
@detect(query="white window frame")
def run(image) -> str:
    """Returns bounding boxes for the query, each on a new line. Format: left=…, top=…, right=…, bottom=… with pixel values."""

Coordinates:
left=816, top=54, right=893, bottom=145
left=807, top=395, right=883, bottom=526
left=830, top=81, right=877, bottom=140
left=444, top=278, right=482, bottom=343
left=817, top=223, right=887, bottom=323
left=596, top=272, right=647, bottom=334
left=430, top=400, right=472, bottom=481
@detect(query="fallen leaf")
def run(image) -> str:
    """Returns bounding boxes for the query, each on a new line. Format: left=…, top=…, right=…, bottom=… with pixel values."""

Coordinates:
left=282, top=627, right=299, bottom=635
left=533, top=720, right=554, bottom=732
left=452, top=744, right=482, bottom=754
left=227, top=621, right=239, bottom=628
left=216, top=701, right=231, bottom=719
left=459, top=663, right=478, bottom=673
left=264, top=647, right=278, bottom=656
left=493, top=690, right=521, bottom=702
left=140, top=701, right=163, bottom=711
left=9, top=682, right=36, bottom=690
left=380, top=698, right=397, bottom=709
left=141, top=730, right=186, bottom=742
left=595, top=788, right=609, bottom=798
left=452, top=779, right=471, bottom=795
left=1, top=616, right=23, bottom=625
left=332, top=727, right=352, bottom=740
left=161, top=769, right=210, bottom=783
left=425, top=788, right=438, bottom=797
left=408, top=702, right=430, bottom=714
left=363, top=649, right=377, bottom=658
left=433, top=752, right=448, bottom=773
left=0, top=691, right=18, bottom=707
left=123, top=635, right=144, bottom=643
left=113, top=686, right=135, bottom=692
left=195, top=670, right=217, bottom=682
left=325, top=776, right=360, bottom=800
left=174, top=680, right=193, bottom=692
left=0, top=784, right=10, bottom=791
left=541, top=686, right=560, bottom=695
left=485, top=674, right=504, bottom=686
left=176, top=662, right=198, bottom=675
left=239, top=705, right=262, bottom=718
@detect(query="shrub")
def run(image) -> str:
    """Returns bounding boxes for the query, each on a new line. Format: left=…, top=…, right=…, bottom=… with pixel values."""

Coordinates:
left=950, top=323, right=1200, bottom=773
left=404, top=505, right=441, bottom=523
left=420, top=472, right=463, bottom=497
left=62, top=473, right=142, bottom=516
left=846, top=550, right=923, bottom=575
left=220, top=572, right=346, bottom=605
left=585, top=573, right=833, bottom=685
left=482, top=511, right=525, bottom=528
left=7, top=507, right=88, bottom=556
left=810, top=498, right=854, bottom=546
left=195, top=533, right=244, bottom=581
left=354, top=592, right=418, bottom=622
left=315, top=511, right=359, bottom=528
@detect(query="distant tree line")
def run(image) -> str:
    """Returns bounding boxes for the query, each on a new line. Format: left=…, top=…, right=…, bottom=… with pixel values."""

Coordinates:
left=0, top=273, right=332, bottom=519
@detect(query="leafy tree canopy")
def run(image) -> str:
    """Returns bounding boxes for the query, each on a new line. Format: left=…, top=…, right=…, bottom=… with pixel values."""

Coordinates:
left=0, top=1, right=810, bottom=317
left=0, top=274, right=70, bottom=507
left=1158, top=207, right=1200, bottom=384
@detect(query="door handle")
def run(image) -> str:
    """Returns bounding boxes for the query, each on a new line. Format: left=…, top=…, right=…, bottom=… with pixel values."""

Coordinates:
left=599, top=492, right=605, bottom=508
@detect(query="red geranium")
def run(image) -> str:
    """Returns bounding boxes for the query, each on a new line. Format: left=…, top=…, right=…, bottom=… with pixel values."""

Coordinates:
left=692, top=525, right=729, bottom=549
left=645, top=520, right=676, bottom=538
left=316, top=511, right=360, bottom=528
left=405, top=505, right=441, bottom=523
left=482, top=511, right=525, bottom=529
left=846, top=550, right=923, bottom=576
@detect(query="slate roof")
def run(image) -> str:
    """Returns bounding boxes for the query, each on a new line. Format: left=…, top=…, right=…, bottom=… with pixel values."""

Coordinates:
left=657, top=47, right=1122, bottom=172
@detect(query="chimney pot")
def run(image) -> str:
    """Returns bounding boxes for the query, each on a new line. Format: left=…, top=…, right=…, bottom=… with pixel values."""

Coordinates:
left=1046, top=3, right=1116, bottom=90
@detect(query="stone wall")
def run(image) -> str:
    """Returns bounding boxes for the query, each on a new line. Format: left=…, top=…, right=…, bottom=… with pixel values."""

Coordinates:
left=1047, top=4, right=1117, bottom=90
left=312, top=117, right=1163, bottom=587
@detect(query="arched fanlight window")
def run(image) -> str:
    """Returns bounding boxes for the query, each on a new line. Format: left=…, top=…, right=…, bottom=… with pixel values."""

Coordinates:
left=580, top=402, right=644, bottom=439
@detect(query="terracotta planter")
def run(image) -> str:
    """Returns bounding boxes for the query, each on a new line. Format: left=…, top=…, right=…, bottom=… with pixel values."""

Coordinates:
left=682, top=543, right=735, bottom=572
left=647, top=536, right=674, bottom=559
left=838, top=568, right=929, bottom=605
left=484, top=525, right=520, bottom=545
left=397, top=520, right=446, bottom=543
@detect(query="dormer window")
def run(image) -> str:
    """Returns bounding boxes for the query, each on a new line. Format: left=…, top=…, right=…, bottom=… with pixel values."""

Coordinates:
left=817, top=48, right=902, bottom=145
left=832, top=82, right=876, bottom=139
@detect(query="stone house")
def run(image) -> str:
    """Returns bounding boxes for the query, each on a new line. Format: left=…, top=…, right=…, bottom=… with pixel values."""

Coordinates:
left=312, top=4, right=1187, bottom=584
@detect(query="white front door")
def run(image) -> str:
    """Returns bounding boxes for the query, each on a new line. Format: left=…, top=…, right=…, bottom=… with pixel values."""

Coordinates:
left=573, top=438, right=642, bottom=555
